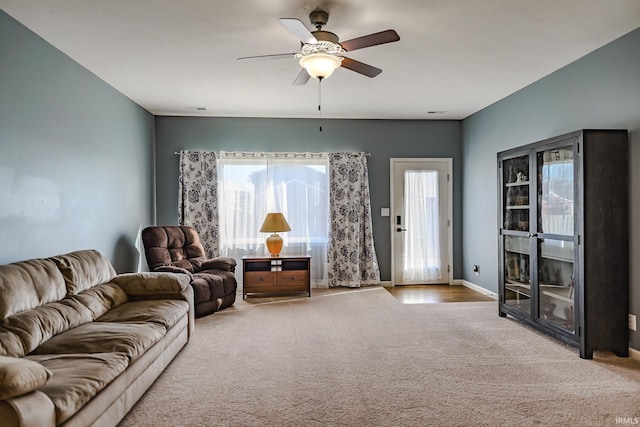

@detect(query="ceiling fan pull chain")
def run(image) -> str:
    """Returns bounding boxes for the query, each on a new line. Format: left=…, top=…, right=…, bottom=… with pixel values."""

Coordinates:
left=318, top=78, right=323, bottom=132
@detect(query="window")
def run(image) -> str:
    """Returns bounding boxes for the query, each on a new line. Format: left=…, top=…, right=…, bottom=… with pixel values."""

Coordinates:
left=217, top=152, right=329, bottom=283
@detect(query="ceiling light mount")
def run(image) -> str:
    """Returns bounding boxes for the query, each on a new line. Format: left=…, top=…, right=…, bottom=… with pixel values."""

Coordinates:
left=309, top=8, right=329, bottom=30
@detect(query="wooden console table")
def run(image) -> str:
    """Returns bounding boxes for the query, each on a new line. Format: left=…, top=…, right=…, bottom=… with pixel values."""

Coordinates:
left=242, top=255, right=311, bottom=300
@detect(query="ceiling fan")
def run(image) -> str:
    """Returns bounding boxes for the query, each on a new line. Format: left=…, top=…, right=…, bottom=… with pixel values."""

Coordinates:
left=237, top=8, right=400, bottom=85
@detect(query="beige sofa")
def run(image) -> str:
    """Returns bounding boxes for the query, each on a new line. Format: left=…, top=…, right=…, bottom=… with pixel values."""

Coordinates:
left=0, top=249, right=194, bottom=427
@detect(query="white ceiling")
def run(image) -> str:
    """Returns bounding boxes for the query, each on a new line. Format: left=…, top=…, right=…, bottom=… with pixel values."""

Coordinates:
left=2, top=1, right=640, bottom=120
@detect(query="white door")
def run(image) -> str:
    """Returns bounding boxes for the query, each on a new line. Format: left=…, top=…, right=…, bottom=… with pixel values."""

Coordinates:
left=391, top=159, right=452, bottom=285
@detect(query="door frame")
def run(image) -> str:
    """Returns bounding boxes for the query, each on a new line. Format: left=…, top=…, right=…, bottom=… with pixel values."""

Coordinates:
left=389, top=158, right=453, bottom=286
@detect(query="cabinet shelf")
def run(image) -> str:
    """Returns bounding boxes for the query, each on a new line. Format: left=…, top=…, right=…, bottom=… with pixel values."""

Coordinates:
left=506, top=282, right=572, bottom=303
left=540, top=254, right=573, bottom=263
left=506, top=205, right=530, bottom=209
left=505, top=249, right=529, bottom=256
left=540, top=285, right=573, bottom=303
left=505, top=282, right=530, bottom=292
left=505, top=181, right=530, bottom=187
left=506, top=248, right=574, bottom=262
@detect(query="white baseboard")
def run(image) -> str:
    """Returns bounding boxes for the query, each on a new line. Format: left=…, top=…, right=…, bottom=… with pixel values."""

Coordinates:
left=629, top=347, right=640, bottom=361
left=459, top=279, right=498, bottom=300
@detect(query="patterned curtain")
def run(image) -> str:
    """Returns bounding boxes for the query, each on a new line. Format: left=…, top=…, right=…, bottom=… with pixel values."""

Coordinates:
left=327, top=152, right=380, bottom=287
left=178, top=151, right=219, bottom=257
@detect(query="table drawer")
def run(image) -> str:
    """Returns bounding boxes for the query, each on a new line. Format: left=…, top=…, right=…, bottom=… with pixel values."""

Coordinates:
left=278, top=271, right=308, bottom=289
left=244, top=271, right=275, bottom=288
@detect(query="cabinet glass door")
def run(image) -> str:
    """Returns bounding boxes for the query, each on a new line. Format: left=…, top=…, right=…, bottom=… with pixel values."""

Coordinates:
left=537, top=240, right=575, bottom=332
left=536, top=145, right=575, bottom=333
left=502, top=155, right=530, bottom=231
left=503, top=235, right=531, bottom=314
left=537, top=147, right=574, bottom=235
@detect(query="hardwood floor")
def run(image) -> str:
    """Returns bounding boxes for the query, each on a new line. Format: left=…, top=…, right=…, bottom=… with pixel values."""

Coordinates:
left=240, top=284, right=494, bottom=305
left=384, top=284, right=494, bottom=304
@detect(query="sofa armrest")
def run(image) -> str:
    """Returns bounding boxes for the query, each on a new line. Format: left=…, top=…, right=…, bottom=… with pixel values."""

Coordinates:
left=112, top=272, right=191, bottom=296
left=0, top=391, right=55, bottom=427
left=0, top=357, right=55, bottom=427
left=112, top=272, right=195, bottom=336
left=200, top=257, right=237, bottom=272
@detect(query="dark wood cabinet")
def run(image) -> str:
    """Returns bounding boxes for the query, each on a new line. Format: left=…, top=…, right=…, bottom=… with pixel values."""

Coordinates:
left=498, top=130, right=629, bottom=359
left=242, top=255, right=311, bottom=299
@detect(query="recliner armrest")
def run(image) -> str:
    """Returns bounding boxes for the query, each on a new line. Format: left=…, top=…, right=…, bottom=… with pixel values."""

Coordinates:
left=112, top=272, right=191, bottom=296
left=153, top=265, right=193, bottom=278
left=200, top=257, right=237, bottom=272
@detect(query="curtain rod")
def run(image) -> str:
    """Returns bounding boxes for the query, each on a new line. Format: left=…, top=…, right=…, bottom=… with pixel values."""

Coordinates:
left=173, top=151, right=371, bottom=156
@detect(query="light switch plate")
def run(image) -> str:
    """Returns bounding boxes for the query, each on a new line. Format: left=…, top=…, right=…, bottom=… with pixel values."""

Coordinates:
left=381, top=208, right=390, bottom=217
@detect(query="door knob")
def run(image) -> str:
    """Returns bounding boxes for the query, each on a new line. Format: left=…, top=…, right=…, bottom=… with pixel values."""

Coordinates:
left=397, top=228, right=407, bottom=232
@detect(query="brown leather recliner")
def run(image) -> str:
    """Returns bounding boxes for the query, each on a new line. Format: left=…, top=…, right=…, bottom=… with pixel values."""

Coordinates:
left=142, top=226, right=237, bottom=317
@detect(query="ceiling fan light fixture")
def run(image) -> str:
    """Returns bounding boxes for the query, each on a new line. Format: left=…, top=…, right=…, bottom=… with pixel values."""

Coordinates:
left=299, top=53, right=342, bottom=80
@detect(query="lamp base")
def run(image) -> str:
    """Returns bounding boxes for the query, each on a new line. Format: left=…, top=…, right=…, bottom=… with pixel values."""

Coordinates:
left=265, top=233, right=283, bottom=257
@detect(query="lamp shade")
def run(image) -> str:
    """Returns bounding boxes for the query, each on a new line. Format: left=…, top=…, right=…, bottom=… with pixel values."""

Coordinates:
left=299, top=53, right=342, bottom=80
left=260, top=213, right=291, bottom=233
left=260, top=213, right=291, bottom=256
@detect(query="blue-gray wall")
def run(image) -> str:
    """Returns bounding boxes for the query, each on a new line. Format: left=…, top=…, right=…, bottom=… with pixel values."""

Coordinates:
left=462, top=28, right=640, bottom=350
left=154, top=117, right=462, bottom=281
left=0, top=10, right=156, bottom=272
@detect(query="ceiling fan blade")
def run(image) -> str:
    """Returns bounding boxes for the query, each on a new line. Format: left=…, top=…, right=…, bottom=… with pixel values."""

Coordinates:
left=341, top=57, right=382, bottom=78
left=280, top=18, right=318, bottom=44
left=293, top=68, right=311, bottom=85
left=340, top=29, right=400, bottom=52
left=237, top=53, right=298, bottom=61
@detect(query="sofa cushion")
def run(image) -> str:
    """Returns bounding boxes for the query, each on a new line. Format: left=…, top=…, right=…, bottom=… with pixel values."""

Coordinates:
left=0, top=258, right=66, bottom=319
left=0, top=328, right=25, bottom=358
left=27, top=353, right=129, bottom=424
left=96, top=300, right=189, bottom=330
left=53, top=250, right=116, bottom=295
left=32, top=322, right=166, bottom=362
left=0, top=355, right=52, bottom=400
left=0, top=298, right=92, bottom=358
left=0, top=283, right=128, bottom=358
left=70, top=282, right=128, bottom=319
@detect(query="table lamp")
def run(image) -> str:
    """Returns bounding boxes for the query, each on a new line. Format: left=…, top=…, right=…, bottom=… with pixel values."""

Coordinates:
left=259, top=213, right=291, bottom=256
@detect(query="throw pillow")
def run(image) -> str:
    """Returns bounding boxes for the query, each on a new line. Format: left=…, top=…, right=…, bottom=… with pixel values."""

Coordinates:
left=0, top=355, right=51, bottom=400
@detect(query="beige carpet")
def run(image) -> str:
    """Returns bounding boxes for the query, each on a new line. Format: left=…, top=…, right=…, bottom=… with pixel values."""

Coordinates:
left=119, top=287, right=640, bottom=427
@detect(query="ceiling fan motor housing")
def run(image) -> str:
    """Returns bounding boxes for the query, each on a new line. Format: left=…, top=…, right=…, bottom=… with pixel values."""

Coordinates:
left=309, top=9, right=329, bottom=29
left=312, top=30, right=339, bottom=44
